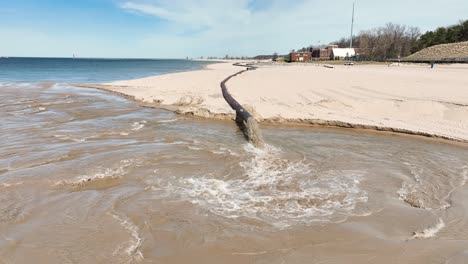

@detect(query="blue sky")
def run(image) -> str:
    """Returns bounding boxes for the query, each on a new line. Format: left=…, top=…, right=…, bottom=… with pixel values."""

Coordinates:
left=1, top=0, right=467, bottom=58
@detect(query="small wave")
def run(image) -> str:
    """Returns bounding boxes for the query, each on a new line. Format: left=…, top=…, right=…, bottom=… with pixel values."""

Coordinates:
left=398, top=164, right=468, bottom=210
left=156, top=118, right=178, bottom=123
left=29, top=107, right=47, bottom=114
left=37, top=82, right=57, bottom=89
left=461, top=166, right=468, bottom=186
left=53, top=159, right=135, bottom=190
left=0, top=100, right=35, bottom=108
left=0, top=181, right=24, bottom=188
left=188, top=146, right=203, bottom=151
left=211, top=147, right=239, bottom=156
left=2, top=153, right=80, bottom=174
left=53, top=130, right=130, bottom=141
left=131, top=120, right=147, bottom=131
left=2, top=82, right=37, bottom=89
left=186, top=144, right=239, bottom=156
left=160, top=144, right=368, bottom=228
left=412, top=218, right=445, bottom=239
left=53, top=134, right=87, bottom=142
left=109, top=212, right=144, bottom=262
left=398, top=162, right=457, bottom=210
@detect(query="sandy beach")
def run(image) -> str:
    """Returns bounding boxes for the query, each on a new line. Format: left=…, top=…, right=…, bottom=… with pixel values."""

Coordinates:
left=94, top=62, right=468, bottom=143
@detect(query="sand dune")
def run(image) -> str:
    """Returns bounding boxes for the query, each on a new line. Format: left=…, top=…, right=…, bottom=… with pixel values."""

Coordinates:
left=94, top=62, right=468, bottom=142
left=407, top=41, right=468, bottom=60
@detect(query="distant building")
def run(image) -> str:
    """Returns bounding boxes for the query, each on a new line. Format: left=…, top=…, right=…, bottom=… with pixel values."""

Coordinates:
left=288, top=52, right=312, bottom=62
left=330, top=48, right=356, bottom=60
left=311, top=45, right=338, bottom=60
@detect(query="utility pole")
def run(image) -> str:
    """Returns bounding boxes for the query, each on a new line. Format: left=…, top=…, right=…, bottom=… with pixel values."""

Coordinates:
left=350, top=2, right=355, bottom=48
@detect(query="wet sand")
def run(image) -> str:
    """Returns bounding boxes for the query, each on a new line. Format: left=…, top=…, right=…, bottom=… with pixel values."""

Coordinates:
left=1, top=82, right=468, bottom=263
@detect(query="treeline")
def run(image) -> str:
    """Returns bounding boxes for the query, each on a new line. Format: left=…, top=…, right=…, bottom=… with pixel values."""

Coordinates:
left=331, top=23, right=421, bottom=59
left=323, top=20, right=468, bottom=59
left=412, top=20, right=468, bottom=53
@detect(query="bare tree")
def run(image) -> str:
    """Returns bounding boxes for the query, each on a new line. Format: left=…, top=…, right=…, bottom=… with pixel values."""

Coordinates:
left=328, top=23, right=421, bottom=59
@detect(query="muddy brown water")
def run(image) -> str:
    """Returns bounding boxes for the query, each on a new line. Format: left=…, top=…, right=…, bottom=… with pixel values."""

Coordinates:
left=1, top=82, right=467, bottom=264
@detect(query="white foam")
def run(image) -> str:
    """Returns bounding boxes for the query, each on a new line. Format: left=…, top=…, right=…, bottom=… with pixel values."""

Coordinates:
left=0, top=181, right=24, bottom=188
left=156, top=118, right=178, bottom=123
left=29, top=107, right=47, bottom=114
left=161, top=144, right=368, bottom=227
left=131, top=120, right=147, bottom=131
left=187, top=144, right=239, bottom=156
left=211, top=147, right=239, bottom=156
left=188, top=146, right=203, bottom=151
left=109, top=212, right=144, bottom=261
left=53, top=134, right=86, bottom=142
left=461, top=166, right=468, bottom=187
left=412, top=218, right=445, bottom=239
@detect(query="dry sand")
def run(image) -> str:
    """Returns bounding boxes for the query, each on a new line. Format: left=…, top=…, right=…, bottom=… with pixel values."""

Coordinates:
left=91, top=62, right=468, bottom=142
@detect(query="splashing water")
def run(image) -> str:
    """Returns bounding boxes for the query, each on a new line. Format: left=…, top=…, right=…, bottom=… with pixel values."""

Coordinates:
left=160, top=144, right=368, bottom=228
left=412, top=218, right=446, bottom=239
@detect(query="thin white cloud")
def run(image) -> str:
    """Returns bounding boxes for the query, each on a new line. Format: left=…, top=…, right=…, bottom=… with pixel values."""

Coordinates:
left=119, top=0, right=343, bottom=56
left=120, top=0, right=253, bottom=30
left=118, top=0, right=468, bottom=57
left=120, top=2, right=174, bottom=20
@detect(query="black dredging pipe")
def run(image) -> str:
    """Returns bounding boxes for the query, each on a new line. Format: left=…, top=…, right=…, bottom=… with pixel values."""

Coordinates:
left=221, top=63, right=265, bottom=148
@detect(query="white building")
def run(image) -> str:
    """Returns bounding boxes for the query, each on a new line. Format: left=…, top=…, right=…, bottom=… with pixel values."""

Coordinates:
left=330, top=48, right=356, bottom=60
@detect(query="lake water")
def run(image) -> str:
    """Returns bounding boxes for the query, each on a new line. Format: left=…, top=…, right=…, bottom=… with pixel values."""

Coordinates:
left=0, top=58, right=467, bottom=263
left=0, top=57, right=211, bottom=83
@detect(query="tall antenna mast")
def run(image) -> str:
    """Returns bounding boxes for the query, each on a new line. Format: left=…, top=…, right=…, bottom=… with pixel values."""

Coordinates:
left=350, top=2, right=355, bottom=48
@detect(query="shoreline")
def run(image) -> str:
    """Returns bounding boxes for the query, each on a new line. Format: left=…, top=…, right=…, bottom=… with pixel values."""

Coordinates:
left=74, top=62, right=468, bottom=145
left=73, top=85, right=468, bottom=148
left=71, top=84, right=468, bottom=148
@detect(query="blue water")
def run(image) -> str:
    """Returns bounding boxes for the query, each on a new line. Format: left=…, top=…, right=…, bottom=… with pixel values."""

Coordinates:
left=0, top=57, right=212, bottom=83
